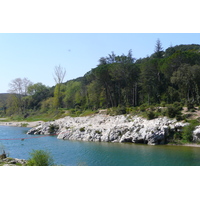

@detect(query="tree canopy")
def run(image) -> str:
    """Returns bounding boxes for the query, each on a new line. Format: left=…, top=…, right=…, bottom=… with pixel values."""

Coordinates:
left=1, top=42, right=200, bottom=117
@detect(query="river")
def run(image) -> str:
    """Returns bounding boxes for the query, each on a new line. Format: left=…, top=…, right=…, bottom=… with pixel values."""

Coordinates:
left=1, top=125, right=200, bottom=166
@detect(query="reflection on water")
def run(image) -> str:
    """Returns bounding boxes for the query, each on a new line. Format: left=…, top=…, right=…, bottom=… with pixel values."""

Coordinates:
left=1, top=126, right=200, bottom=166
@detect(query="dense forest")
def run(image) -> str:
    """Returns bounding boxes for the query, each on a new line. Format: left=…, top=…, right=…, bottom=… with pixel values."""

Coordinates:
left=1, top=40, right=200, bottom=119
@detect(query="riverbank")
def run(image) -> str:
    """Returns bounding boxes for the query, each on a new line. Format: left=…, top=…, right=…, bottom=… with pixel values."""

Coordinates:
left=0, top=120, right=44, bottom=128
left=2, top=114, right=200, bottom=147
left=167, top=143, right=200, bottom=148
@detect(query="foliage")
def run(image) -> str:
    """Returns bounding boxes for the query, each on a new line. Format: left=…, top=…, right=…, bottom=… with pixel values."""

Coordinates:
left=26, top=150, right=54, bottom=166
left=79, top=127, right=85, bottom=132
left=40, top=97, right=54, bottom=112
left=48, top=124, right=59, bottom=134
left=166, top=104, right=182, bottom=118
left=20, top=123, right=28, bottom=127
left=106, top=106, right=127, bottom=115
left=187, top=101, right=195, bottom=111
left=2, top=43, right=200, bottom=121
left=167, top=119, right=199, bottom=144
left=27, top=83, right=51, bottom=110
left=182, top=120, right=199, bottom=142
left=146, top=111, right=155, bottom=120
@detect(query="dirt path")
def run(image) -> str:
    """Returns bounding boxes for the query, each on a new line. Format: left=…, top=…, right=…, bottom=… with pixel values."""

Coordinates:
left=181, top=107, right=200, bottom=120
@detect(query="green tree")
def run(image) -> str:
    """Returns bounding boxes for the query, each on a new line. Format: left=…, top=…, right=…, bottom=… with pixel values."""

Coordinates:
left=27, top=83, right=51, bottom=110
left=140, top=59, right=162, bottom=105
left=153, top=39, right=164, bottom=59
left=63, top=81, right=82, bottom=109
left=40, top=97, right=54, bottom=112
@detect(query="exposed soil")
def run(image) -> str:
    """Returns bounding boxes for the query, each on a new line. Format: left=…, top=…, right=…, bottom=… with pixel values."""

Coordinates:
left=181, top=107, right=200, bottom=120
left=0, top=120, right=44, bottom=127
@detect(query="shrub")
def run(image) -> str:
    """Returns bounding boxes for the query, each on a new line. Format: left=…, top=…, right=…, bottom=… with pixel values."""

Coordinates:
left=176, top=114, right=184, bottom=121
left=79, top=127, right=85, bottom=132
left=146, top=111, right=155, bottom=120
left=182, top=120, right=199, bottom=142
left=116, top=106, right=126, bottom=115
left=48, top=124, right=59, bottom=134
left=160, top=101, right=166, bottom=107
left=187, top=101, right=195, bottom=111
left=95, top=130, right=102, bottom=134
left=108, top=106, right=127, bottom=115
left=139, top=105, right=146, bottom=112
left=166, top=105, right=181, bottom=118
left=27, top=150, right=54, bottom=166
left=21, top=123, right=28, bottom=127
left=190, top=108, right=196, bottom=112
left=173, top=101, right=181, bottom=108
left=106, top=106, right=126, bottom=115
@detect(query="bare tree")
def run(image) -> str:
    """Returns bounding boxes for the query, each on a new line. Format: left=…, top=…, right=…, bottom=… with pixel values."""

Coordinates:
left=53, top=65, right=66, bottom=84
left=23, top=77, right=33, bottom=95
left=8, top=78, right=23, bottom=95
left=8, top=77, right=33, bottom=114
left=8, top=77, right=32, bottom=95
left=53, top=65, right=66, bottom=108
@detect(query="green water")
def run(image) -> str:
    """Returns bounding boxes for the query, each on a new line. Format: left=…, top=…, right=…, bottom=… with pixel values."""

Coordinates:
left=1, top=125, right=200, bottom=166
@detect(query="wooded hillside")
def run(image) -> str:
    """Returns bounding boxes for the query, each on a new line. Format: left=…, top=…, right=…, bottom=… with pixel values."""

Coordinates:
left=1, top=41, right=200, bottom=118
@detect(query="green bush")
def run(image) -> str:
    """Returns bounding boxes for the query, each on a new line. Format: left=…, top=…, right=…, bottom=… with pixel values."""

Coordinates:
left=27, top=150, right=54, bottom=166
left=182, top=120, right=199, bottom=142
left=173, top=101, right=182, bottom=108
left=187, top=101, right=194, bottom=111
left=166, top=105, right=181, bottom=118
left=48, top=124, right=59, bottom=134
left=176, top=114, right=184, bottom=121
left=160, top=101, right=166, bottom=107
left=79, top=127, right=85, bottom=132
left=139, top=105, right=146, bottom=112
left=116, top=106, right=126, bottom=115
left=146, top=111, right=155, bottom=120
left=190, top=108, right=196, bottom=112
left=106, top=106, right=127, bottom=115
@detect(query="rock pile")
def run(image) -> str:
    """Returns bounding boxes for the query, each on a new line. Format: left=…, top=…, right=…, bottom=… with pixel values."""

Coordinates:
left=27, top=114, right=191, bottom=145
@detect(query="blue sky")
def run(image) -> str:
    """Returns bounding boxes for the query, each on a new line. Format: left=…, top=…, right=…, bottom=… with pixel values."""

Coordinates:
left=1, top=33, right=200, bottom=93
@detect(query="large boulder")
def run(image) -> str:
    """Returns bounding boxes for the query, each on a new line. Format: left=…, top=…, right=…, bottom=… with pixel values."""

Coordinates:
left=193, top=126, right=200, bottom=142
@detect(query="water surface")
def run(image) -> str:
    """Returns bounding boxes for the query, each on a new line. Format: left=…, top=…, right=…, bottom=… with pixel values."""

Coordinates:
left=1, top=125, right=200, bottom=166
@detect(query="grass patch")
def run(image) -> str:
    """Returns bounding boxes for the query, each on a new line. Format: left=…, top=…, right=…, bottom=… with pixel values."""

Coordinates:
left=20, top=123, right=28, bottom=127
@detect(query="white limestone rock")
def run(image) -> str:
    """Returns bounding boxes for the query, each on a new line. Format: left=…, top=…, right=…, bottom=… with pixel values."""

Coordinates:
left=27, top=114, right=191, bottom=145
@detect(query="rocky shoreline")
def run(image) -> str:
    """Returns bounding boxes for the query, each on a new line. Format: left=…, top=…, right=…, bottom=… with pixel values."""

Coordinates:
left=0, top=157, right=27, bottom=166
left=26, top=114, right=200, bottom=145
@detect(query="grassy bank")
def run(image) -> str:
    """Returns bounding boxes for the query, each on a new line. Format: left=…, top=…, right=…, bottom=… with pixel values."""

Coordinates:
left=0, top=109, right=98, bottom=123
left=1, top=104, right=200, bottom=144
